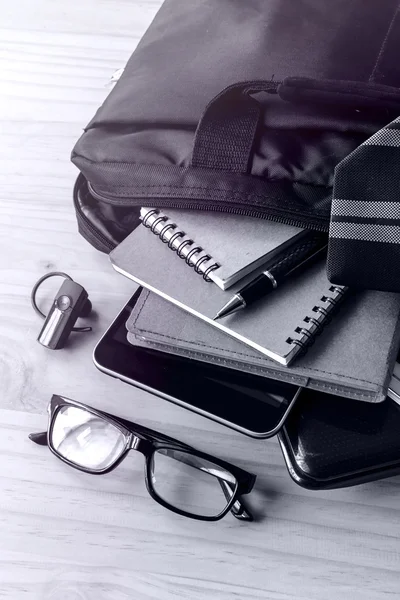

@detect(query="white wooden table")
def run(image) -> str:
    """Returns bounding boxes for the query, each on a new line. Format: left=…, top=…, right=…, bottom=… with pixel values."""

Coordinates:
left=1, top=2, right=400, bottom=598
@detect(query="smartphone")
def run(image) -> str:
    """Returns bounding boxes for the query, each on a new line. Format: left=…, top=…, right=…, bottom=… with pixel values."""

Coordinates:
left=278, top=386, right=400, bottom=490
left=93, top=288, right=301, bottom=438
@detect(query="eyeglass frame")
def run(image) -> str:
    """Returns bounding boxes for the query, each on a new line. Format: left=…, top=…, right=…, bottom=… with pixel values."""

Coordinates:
left=29, top=395, right=256, bottom=522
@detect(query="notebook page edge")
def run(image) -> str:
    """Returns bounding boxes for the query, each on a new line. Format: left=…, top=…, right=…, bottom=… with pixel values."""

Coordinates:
left=111, top=262, right=292, bottom=366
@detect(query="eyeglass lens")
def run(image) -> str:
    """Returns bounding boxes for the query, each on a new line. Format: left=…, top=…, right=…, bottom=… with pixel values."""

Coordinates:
left=150, top=448, right=238, bottom=517
left=51, top=406, right=126, bottom=471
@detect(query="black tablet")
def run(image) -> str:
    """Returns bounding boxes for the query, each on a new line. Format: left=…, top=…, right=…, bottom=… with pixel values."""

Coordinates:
left=93, top=288, right=301, bottom=438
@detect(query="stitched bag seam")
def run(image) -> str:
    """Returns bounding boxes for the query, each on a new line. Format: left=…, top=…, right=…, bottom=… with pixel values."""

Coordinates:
left=73, top=154, right=334, bottom=193
left=370, top=5, right=400, bottom=81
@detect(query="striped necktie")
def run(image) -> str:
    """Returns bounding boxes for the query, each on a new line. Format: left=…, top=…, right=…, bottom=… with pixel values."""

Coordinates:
left=327, top=117, right=400, bottom=292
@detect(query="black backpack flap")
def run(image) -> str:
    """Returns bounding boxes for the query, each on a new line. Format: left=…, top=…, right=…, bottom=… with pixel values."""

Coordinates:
left=71, top=0, right=400, bottom=250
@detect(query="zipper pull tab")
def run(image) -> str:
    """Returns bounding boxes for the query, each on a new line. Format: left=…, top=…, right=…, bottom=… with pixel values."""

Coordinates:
left=106, top=67, right=125, bottom=89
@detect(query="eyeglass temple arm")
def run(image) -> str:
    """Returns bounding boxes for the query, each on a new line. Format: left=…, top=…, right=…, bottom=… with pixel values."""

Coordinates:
left=218, top=479, right=253, bottom=522
left=29, top=431, right=48, bottom=445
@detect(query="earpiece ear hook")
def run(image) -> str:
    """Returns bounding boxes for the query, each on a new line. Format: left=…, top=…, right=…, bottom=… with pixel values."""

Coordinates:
left=31, top=272, right=92, bottom=350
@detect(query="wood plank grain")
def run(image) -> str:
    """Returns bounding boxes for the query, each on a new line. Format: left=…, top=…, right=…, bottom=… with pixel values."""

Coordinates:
left=1, top=409, right=400, bottom=600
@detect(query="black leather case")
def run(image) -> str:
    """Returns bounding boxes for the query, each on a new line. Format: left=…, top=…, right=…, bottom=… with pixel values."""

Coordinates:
left=277, top=389, right=400, bottom=489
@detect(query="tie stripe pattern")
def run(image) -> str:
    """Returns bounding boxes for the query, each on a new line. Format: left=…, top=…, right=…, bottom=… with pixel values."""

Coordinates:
left=331, top=199, right=400, bottom=220
left=327, top=117, right=400, bottom=291
left=329, top=222, right=400, bottom=244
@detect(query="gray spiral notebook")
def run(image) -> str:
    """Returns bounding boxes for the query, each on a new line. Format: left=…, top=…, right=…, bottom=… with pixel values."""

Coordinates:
left=126, top=288, right=400, bottom=403
left=139, top=207, right=306, bottom=290
left=110, top=212, right=348, bottom=366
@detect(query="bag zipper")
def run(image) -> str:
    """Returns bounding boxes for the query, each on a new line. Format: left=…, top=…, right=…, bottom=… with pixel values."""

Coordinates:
left=88, top=182, right=329, bottom=232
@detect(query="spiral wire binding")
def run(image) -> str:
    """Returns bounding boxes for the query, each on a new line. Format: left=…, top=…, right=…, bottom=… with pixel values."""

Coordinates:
left=286, top=284, right=348, bottom=354
left=141, top=209, right=220, bottom=282
left=159, top=223, right=176, bottom=242
left=150, top=215, right=167, bottom=233
left=142, top=209, right=159, bottom=226
left=176, top=239, right=193, bottom=258
left=168, top=230, right=185, bottom=249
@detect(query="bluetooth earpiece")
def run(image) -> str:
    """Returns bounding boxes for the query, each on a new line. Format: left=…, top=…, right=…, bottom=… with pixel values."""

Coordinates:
left=31, top=272, right=92, bottom=350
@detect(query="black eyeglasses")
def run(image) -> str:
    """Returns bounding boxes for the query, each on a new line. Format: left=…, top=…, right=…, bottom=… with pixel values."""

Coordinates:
left=29, top=395, right=256, bottom=522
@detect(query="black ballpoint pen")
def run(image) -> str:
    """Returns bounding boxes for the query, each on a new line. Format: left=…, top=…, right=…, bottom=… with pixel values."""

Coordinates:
left=213, top=232, right=328, bottom=320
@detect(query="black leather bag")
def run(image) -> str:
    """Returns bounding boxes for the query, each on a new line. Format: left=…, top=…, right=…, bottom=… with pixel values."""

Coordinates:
left=71, top=0, right=400, bottom=253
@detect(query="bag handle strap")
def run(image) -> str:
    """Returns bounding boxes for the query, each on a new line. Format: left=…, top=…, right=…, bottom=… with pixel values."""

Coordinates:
left=191, top=77, right=400, bottom=174
left=279, top=77, right=400, bottom=110
left=191, top=80, right=279, bottom=173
